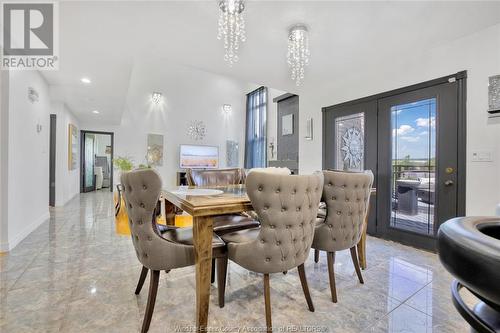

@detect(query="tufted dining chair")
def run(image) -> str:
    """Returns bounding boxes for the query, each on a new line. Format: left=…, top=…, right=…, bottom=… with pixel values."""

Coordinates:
left=219, top=171, right=324, bottom=331
left=187, top=168, right=246, bottom=186
left=312, top=170, right=374, bottom=303
left=121, top=169, right=228, bottom=332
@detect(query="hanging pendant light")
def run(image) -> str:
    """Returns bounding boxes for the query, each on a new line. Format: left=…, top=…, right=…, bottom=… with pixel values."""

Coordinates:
left=217, top=0, right=246, bottom=66
left=287, top=24, right=310, bottom=86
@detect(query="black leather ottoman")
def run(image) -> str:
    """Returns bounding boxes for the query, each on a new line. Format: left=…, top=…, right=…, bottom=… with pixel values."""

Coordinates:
left=438, top=217, right=500, bottom=333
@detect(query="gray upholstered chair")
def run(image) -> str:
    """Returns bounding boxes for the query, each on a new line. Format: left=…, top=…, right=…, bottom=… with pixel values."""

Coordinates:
left=121, top=169, right=227, bottom=333
left=220, top=171, right=324, bottom=330
left=312, top=170, right=374, bottom=303
left=187, top=167, right=246, bottom=186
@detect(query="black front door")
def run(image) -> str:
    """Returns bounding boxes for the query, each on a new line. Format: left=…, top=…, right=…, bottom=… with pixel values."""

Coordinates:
left=275, top=95, right=299, bottom=174
left=322, top=72, right=466, bottom=251
left=377, top=81, right=460, bottom=250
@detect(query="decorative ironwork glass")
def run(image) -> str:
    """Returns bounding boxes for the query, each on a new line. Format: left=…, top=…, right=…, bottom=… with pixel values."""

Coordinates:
left=334, top=112, right=365, bottom=171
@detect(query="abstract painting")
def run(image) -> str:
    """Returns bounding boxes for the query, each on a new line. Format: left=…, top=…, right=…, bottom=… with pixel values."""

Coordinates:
left=146, top=134, right=164, bottom=166
left=489, top=75, right=500, bottom=111
left=180, top=145, right=219, bottom=169
left=226, top=140, right=239, bottom=167
left=68, top=124, right=78, bottom=170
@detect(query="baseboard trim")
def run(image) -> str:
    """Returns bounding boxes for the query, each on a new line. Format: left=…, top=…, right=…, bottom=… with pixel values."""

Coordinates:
left=7, top=211, right=50, bottom=251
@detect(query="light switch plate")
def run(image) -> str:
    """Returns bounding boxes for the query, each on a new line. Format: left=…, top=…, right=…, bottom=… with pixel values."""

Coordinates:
left=471, top=150, right=494, bottom=162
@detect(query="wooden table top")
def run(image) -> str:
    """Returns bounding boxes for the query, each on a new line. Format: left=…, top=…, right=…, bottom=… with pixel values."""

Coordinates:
left=163, top=185, right=377, bottom=217
left=163, top=185, right=253, bottom=217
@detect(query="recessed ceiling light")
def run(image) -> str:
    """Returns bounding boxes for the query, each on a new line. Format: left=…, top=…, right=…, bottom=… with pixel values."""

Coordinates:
left=92, top=110, right=99, bottom=114
left=81, top=77, right=91, bottom=84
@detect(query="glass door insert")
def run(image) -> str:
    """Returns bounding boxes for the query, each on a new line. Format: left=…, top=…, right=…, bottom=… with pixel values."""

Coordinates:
left=390, top=98, right=436, bottom=235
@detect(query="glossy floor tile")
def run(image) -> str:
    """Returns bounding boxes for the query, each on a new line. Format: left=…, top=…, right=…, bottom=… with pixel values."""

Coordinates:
left=0, top=191, right=475, bottom=332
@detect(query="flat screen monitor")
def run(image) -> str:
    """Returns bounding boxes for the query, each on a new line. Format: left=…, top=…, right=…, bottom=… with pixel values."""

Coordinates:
left=179, top=144, right=219, bottom=169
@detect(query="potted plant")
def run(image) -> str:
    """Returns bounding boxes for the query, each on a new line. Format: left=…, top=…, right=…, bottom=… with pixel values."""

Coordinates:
left=113, top=156, right=134, bottom=173
left=113, top=156, right=134, bottom=217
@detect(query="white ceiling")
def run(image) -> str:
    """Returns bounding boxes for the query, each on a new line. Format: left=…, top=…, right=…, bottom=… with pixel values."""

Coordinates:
left=42, top=1, right=500, bottom=125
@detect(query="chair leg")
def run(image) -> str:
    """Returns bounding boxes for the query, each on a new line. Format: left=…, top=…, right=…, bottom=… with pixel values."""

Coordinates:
left=314, top=249, right=320, bottom=263
left=263, top=274, right=272, bottom=332
left=217, top=257, right=228, bottom=308
left=297, top=264, right=315, bottom=312
left=141, top=270, right=160, bottom=333
left=350, top=247, right=364, bottom=284
left=211, top=259, right=216, bottom=284
left=135, top=266, right=149, bottom=295
left=326, top=252, right=337, bottom=303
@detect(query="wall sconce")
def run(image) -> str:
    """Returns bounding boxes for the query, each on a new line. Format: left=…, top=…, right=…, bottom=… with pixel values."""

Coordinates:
left=305, top=117, right=313, bottom=140
left=151, top=92, right=163, bottom=104
left=222, top=104, right=232, bottom=114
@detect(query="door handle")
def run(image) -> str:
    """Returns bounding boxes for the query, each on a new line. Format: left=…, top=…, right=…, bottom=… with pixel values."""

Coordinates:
left=444, top=180, right=454, bottom=187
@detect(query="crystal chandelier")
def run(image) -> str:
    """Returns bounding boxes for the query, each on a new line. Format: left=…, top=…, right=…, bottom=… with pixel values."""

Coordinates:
left=217, top=0, right=246, bottom=66
left=287, top=25, right=310, bottom=86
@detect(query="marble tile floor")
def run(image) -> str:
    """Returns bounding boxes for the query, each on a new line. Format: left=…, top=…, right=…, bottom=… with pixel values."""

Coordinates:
left=0, top=191, right=477, bottom=332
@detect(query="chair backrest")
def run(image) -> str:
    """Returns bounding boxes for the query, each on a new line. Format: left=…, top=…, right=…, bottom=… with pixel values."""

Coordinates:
left=187, top=168, right=245, bottom=186
left=321, top=170, right=374, bottom=249
left=121, top=169, right=194, bottom=270
left=247, top=167, right=291, bottom=176
left=245, top=171, right=324, bottom=273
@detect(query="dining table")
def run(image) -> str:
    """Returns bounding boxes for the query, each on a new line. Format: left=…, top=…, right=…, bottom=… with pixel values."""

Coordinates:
left=162, top=185, right=252, bottom=331
left=162, top=184, right=375, bottom=331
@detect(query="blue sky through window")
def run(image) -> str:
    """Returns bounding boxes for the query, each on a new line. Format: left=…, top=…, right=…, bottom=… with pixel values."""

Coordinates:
left=391, top=98, right=436, bottom=160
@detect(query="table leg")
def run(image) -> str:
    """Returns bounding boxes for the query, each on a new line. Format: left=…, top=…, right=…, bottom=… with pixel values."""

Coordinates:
left=164, top=199, right=176, bottom=226
left=357, top=205, right=370, bottom=270
left=192, top=216, right=213, bottom=331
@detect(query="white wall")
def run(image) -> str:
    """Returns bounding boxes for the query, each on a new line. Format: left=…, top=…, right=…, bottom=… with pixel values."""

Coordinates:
left=299, top=23, right=500, bottom=215
left=7, top=70, right=51, bottom=249
left=0, top=69, right=9, bottom=252
left=81, top=62, right=259, bottom=189
left=52, top=102, right=80, bottom=206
